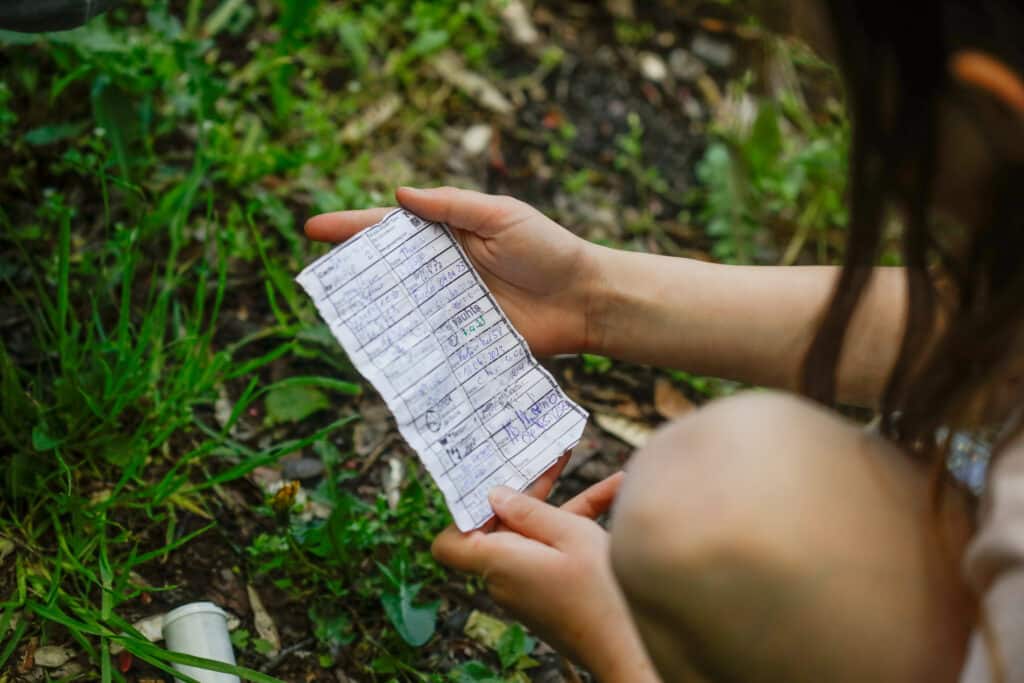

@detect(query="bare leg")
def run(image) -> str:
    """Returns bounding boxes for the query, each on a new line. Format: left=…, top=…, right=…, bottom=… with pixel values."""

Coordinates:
left=610, top=391, right=975, bottom=683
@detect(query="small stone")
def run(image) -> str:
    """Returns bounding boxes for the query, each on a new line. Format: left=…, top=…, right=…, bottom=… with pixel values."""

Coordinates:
left=605, top=0, right=634, bottom=19
left=132, top=614, right=165, bottom=643
left=682, top=93, right=705, bottom=120
left=638, top=52, right=668, bottom=82
left=691, top=33, right=735, bottom=69
left=461, top=124, right=493, bottom=157
left=669, top=48, right=706, bottom=81
left=33, top=646, right=73, bottom=668
left=281, top=457, right=325, bottom=481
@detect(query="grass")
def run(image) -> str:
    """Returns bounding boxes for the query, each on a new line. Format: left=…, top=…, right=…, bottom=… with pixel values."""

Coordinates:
left=694, top=38, right=850, bottom=265
left=0, top=1, right=851, bottom=680
left=0, top=0, right=504, bottom=679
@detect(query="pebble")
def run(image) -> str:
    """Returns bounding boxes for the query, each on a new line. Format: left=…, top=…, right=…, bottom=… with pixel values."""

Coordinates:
left=691, top=33, right=735, bottom=69
left=669, top=48, right=706, bottom=81
left=33, top=646, right=73, bottom=668
left=638, top=52, right=668, bottom=82
left=281, top=457, right=325, bottom=481
left=460, top=124, right=493, bottom=157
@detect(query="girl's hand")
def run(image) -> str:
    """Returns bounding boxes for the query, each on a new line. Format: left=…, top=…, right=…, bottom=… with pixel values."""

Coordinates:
left=431, top=474, right=660, bottom=683
left=305, top=186, right=599, bottom=356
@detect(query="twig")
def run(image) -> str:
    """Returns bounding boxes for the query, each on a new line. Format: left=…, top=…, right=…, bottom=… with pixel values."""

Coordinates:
left=359, top=434, right=397, bottom=475
left=260, top=636, right=315, bottom=674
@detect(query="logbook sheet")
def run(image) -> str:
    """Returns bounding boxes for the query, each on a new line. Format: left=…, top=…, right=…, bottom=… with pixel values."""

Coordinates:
left=296, top=209, right=589, bottom=531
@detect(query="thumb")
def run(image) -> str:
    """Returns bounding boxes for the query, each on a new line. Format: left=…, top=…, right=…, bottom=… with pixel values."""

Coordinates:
left=488, top=486, right=592, bottom=548
left=396, top=186, right=523, bottom=237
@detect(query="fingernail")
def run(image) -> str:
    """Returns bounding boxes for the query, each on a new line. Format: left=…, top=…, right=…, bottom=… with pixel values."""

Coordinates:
left=398, top=186, right=425, bottom=198
left=488, top=486, right=515, bottom=506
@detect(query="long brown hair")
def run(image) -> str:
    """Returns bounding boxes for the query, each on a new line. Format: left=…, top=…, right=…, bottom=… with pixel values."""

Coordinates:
left=802, top=2, right=1024, bottom=450
left=801, top=5, right=1024, bottom=678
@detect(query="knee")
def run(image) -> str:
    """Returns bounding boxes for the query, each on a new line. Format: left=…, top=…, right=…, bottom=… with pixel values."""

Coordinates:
left=609, top=390, right=822, bottom=605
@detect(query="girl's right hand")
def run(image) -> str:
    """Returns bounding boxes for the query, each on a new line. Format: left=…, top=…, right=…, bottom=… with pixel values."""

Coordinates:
left=304, top=186, right=599, bottom=357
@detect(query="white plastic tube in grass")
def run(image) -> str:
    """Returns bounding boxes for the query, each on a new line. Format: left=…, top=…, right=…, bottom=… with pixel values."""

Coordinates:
left=162, top=602, right=241, bottom=683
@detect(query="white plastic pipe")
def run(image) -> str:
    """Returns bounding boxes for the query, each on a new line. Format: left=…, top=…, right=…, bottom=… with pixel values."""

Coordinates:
left=162, top=602, right=241, bottom=683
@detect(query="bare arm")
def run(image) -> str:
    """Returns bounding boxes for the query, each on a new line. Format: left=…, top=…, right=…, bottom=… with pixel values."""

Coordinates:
left=306, top=187, right=908, bottom=409
left=585, top=248, right=907, bottom=408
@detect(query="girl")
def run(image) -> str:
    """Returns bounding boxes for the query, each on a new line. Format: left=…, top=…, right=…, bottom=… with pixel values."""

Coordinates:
left=307, top=2, right=1024, bottom=680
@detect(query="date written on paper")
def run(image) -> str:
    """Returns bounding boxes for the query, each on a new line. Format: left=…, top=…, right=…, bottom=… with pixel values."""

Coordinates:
left=296, top=209, right=588, bottom=531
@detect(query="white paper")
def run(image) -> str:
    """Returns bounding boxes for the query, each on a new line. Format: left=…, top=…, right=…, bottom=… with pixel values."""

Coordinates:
left=296, top=209, right=589, bottom=530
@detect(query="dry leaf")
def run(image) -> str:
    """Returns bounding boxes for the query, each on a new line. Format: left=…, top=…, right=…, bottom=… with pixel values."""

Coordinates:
left=500, top=0, right=540, bottom=47
left=463, top=610, right=510, bottom=649
left=246, top=585, right=281, bottom=657
left=431, top=51, right=514, bottom=115
left=340, top=94, right=402, bottom=143
left=594, top=413, right=654, bottom=449
left=614, top=399, right=644, bottom=419
left=654, top=378, right=695, bottom=419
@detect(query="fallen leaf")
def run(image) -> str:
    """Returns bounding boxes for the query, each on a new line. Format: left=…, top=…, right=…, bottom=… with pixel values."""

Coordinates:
left=431, top=51, right=513, bottom=115
left=463, top=610, right=509, bottom=649
left=340, top=93, right=402, bottom=143
left=654, top=377, right=695, bottom=419
left=594, top=413, right=654, bottom=449
left=614, top=399, right=644, bottom=419
left=500, top=0, right=540, bottom=47
left=17, top=637, right=36, bottom=672
left=246, top=584, right=281, bottom=657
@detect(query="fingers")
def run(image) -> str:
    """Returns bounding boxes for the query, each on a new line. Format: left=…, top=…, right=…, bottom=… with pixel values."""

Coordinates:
left=304, top=207, right=394, bottom=242
left=396, top=186, right=523, bottom=237
left=488, top=486, right=592, bottom=548
left=432, top=526, right=489, bottom=573
left=432, top=524, right=557, bottom=574
left=561, top=472, right=625, bottom=520
left=493, top=451, right=571, bottom=533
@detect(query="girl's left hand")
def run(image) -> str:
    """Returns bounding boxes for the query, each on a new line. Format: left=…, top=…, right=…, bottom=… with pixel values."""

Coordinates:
left=432, top=472, right=660, bottom=683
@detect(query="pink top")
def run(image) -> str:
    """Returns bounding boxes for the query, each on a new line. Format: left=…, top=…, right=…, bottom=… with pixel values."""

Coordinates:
left=961, top=430, right=1024, bottom=681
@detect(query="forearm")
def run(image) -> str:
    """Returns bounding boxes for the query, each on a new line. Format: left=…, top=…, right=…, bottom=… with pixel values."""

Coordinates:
left=583, top=246, right=907, bottom=407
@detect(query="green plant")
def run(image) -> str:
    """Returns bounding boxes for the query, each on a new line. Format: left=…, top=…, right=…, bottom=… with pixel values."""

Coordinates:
left=614, top=112, right=671, bottom=202
left=695, top=84, right=849, bottom=264
left=1, top=0, right=506, bottom=677
left=581, top=353, right=614, bottom=374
